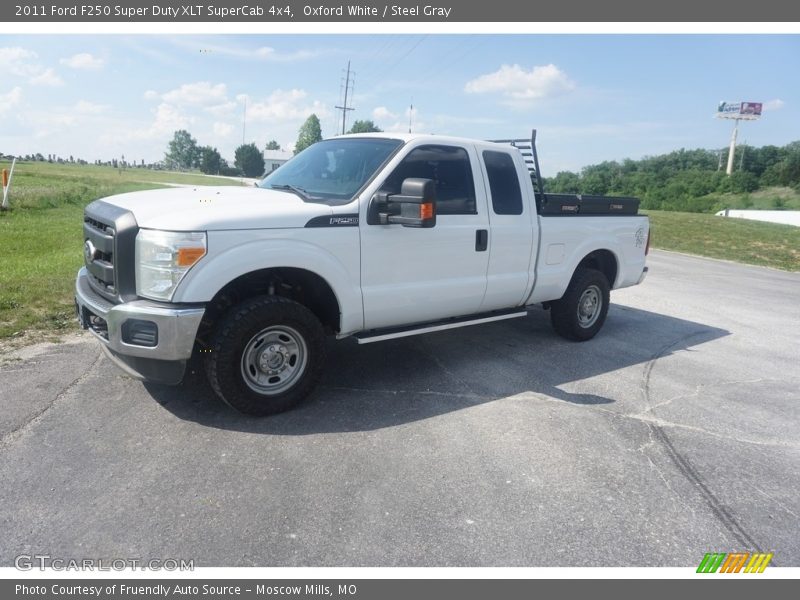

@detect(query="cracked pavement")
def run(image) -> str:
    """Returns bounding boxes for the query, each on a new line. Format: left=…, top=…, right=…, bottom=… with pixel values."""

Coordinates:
left=1, top=250, right=798, bottom=566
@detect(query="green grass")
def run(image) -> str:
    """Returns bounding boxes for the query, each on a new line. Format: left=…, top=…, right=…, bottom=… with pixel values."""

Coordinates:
left=0, top=204, right=86, bottom=339
left=4, top=160, right=246, bottom=210
left=0, top=161, right=246, bottom=341
left=645, top=210, right=800, bottom=271
left=700, top=186, right=800, bottom=211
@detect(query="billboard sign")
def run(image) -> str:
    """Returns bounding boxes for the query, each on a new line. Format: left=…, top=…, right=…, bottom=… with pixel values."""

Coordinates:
left=717, top=101, right=763, bottom=119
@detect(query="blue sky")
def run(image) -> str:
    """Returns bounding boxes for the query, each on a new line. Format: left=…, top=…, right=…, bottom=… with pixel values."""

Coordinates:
left=1, top=34, right=797, bottom=173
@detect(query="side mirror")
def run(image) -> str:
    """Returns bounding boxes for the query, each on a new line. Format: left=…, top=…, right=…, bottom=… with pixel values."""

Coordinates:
left=369, top=178, right=436, bottom=228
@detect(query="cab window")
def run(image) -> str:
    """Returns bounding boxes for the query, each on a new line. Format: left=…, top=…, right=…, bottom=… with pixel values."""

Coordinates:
left=381, top=145, right=477, bottom=215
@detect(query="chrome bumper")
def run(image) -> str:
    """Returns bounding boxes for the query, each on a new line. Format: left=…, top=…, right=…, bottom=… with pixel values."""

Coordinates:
left=74, top=267, right=204, bottom=362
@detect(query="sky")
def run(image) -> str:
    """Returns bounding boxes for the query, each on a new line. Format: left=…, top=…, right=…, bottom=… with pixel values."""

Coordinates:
left=0, top=34, right=798, bottom=173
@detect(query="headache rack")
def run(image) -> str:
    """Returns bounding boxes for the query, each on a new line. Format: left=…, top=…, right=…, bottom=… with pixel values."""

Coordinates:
left=489, top=130, right=546, bottom=202
left=490, top=129, right=640, bottom=217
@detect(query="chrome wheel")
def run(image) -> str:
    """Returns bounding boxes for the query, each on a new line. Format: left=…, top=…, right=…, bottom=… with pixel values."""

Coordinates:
left=240, top=325, right=308, bottom=396
left=576, top=285, right=602, bottom=328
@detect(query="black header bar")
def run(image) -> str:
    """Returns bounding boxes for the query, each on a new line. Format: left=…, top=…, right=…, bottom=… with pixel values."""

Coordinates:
left=3, top=579, right=799, bottom=600
left=3, top=0, right=800, bottom=23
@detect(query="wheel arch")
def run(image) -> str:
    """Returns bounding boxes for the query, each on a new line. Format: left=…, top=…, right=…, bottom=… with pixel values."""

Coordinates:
left=196, top=267, right=342, bottom=348
left=574, top=248, right=619, bottom=289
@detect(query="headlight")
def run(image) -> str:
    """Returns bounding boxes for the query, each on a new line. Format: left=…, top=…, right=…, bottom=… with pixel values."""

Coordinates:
left=135, top=229, right=207, bottom=301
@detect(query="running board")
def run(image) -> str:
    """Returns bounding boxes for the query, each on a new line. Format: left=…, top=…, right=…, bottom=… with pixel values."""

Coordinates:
left=353, top=310, right=529, bottom=344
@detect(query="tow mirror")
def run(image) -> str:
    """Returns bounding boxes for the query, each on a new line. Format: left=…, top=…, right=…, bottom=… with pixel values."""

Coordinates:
left=369, top=178, right=436, bottom=228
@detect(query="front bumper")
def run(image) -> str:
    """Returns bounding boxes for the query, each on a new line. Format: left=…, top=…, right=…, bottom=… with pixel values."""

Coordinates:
left=75, top=267, right=205, bottom=384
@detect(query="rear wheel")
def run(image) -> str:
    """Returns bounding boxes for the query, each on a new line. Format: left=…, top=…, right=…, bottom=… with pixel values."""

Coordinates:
left=205, top=295, right=326, bottom=416
left=550, top=268, right=610, bottom=341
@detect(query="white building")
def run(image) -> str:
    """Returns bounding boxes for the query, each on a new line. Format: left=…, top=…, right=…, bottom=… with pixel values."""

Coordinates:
left=263, top=149, right=293, bottom=175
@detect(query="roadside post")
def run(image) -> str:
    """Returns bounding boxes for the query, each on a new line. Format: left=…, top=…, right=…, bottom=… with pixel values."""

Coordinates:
left=1, top=157, right=16, bottom=210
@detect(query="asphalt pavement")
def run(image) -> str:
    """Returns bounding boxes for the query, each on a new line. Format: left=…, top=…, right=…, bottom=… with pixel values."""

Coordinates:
left=1, top=250, right=798, bottom=567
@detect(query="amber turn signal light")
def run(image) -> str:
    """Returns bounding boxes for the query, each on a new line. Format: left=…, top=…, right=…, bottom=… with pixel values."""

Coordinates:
left=177, top=246, right=206, bottom=267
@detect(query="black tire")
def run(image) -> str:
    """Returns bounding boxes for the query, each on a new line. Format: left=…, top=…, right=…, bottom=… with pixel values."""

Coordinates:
left=550, top=268, right=610, bottom=341
left=205, top=295, right=326, bottom=416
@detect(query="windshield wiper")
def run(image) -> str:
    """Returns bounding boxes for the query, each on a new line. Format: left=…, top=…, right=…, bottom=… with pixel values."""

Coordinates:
left=269, top=184, right=312, bottom=201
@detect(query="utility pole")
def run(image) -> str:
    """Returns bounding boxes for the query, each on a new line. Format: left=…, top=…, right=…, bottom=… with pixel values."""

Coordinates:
left=726, top=118, right=739, bottom=176
left=408, top=100, right=413, bottom=133
left=335, top=60, right=355, bottom=135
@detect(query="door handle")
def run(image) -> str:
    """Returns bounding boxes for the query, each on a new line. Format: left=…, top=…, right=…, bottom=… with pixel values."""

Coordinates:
left=475, top=229, right=488, bottom=252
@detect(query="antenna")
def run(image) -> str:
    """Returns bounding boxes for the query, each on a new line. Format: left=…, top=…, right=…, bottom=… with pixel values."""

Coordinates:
left=335, top=60, right=355, bottom=135
left=408, top=99, right=413, bottom=133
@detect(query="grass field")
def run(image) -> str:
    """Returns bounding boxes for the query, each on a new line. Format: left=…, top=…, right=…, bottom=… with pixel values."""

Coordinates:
left=644, top=210, right=800, bottom=272
left=700, top=186, right=800, bottom=211
left=0, top=161, right=245, bottom=342
left=1, top=161, right=798, bottom=342
left=4, top=160, right=247, bottom=210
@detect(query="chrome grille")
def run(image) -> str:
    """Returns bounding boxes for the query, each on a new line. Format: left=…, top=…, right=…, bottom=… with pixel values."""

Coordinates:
left=84, top=213, right=117, bottom=298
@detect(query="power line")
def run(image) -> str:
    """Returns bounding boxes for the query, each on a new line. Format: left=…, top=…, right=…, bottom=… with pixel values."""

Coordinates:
left=334, top=60, right=355, bottom=135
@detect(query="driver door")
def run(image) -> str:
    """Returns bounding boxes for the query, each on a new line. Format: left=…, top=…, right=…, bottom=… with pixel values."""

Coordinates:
left=359, top=143, right=490, bottom=330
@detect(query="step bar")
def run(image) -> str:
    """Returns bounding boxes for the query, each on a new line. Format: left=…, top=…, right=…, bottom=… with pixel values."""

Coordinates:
left=353, top=309, right=529, bottom=344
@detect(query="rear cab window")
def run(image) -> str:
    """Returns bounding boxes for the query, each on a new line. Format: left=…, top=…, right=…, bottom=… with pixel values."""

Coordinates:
left=483, top=150, right=523, bottom=215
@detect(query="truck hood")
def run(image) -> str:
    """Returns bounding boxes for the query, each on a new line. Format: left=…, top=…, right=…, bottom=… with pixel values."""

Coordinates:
left=93, top=186, right=333, bottom=230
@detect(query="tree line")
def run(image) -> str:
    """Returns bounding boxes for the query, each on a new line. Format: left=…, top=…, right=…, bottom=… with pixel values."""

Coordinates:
left=164, top=115, right=382, bottom=178
left=544, top=141, right=800, bottom=212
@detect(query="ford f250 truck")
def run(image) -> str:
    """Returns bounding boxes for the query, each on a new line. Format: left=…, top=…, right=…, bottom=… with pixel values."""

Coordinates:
left=75, top=131, right=649, bottom=416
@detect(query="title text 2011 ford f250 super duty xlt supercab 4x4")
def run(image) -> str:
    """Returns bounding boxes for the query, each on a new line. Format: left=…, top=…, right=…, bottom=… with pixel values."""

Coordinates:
left=75, top=131, right=649, bottom=416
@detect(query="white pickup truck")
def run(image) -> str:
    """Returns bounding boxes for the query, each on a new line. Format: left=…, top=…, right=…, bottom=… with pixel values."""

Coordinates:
left=75, top=131, right=649, bottom=415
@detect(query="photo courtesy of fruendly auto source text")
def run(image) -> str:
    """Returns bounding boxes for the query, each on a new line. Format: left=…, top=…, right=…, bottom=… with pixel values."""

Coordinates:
left=0, top=0, right=799, bottom=597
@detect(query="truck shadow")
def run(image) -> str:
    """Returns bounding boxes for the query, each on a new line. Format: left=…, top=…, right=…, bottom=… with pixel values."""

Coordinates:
left=144, top=305, right=729, bottom=434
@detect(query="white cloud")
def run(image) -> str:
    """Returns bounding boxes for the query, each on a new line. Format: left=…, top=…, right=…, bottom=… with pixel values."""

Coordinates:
left=151, top=103, right=190, bottom=134
left=29, top=67, right=64, bottom=87
left=205, top=101, right=239, bottom=117
left=247, top=89, right=329, bottom=122
left=372, top=106, right=398, bottom=121
left=162, top=81, right=228, bottom=106
left=0, top=87, right=22, bottom=114
left=763, top=99, right=785, bottom=111
left=383, top=106, right=425, bottom=133
left=115, top=103, right=191, bottom=142
left=0, top=46, right=63, bottom=85
left=170, top=39, right=320, bottom=62
left=60, top=52, right=105, bottom=70
left=143, top=90, right=159, bottom=100
left=252, top=46, right=317, bottom=62
left=0, top=47, right=38, bottom=75
left=74, top=100, right=109, bottom=114
left=465, top=64, right=575, bottom=104
left=213, top=122, right=234, bottom=137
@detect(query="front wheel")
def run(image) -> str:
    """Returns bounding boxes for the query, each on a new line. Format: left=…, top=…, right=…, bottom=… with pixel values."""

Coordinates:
left=550, top=268, right=610, bottom=341
left=205, top=296, right=326, bottom=416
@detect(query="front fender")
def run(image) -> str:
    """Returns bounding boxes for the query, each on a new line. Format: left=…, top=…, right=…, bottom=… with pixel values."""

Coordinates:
left=172, top=231, right=363, bottom=334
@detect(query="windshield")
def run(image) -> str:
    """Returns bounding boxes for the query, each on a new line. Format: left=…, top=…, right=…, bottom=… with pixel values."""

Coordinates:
left=258, top=138, right=404, bottom=203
